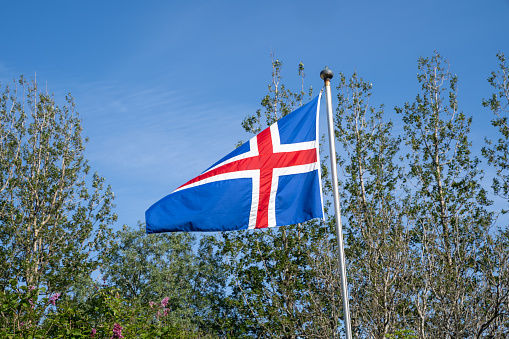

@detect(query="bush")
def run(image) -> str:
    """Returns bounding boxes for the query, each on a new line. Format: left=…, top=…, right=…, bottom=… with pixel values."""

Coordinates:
left=0, top=280, right=199, bottom=338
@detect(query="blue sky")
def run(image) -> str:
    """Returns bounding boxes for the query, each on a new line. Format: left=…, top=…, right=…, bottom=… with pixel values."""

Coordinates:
left=1, top=0, right=508, bottom=229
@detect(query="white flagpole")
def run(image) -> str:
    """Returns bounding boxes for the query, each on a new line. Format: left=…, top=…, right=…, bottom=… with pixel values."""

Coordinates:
left=320, top=67, right=353, bottom=339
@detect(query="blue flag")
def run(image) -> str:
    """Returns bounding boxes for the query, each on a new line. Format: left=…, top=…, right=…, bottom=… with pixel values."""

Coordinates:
left=146, top=94, right=324, bottom=233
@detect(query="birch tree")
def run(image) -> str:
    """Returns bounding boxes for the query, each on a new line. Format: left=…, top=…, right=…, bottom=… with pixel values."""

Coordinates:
left=396, top=52, right=499, bottom=337
left=335, top=72, right=414, bottom=338
left=0, top=76, right=116, bottom=295
left=479, top=51, right=509, bottom=337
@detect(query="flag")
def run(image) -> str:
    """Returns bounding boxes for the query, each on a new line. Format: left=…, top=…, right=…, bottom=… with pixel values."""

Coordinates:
left=145, top=94, right=323, bottom=233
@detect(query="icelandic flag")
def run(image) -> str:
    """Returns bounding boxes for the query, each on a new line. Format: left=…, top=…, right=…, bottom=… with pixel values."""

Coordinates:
left=146, top=94, right=324, bottom=233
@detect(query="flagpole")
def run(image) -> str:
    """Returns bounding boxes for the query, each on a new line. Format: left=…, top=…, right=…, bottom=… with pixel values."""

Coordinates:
left=321, top=67, right=352, bottom=339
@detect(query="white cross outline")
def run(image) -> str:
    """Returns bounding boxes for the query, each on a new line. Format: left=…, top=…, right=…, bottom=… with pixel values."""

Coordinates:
left=173, top=93, right=323, bottom=229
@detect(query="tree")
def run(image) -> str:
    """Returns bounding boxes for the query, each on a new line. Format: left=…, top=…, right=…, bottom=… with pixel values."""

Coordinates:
left=0, top=280, right=204, bottom=338
left=100, top=224, right=196, bottom=307
left=0, top=76, right=116, bottom=295
left=99, top=223, right=229, bottom=336
left=483, top=52, right=509, bottom=206
left=335, top=72, right=414, bottom=338
left=479, top=51, right=509, bottom=336
left=396, top=52, right=501, bottom=337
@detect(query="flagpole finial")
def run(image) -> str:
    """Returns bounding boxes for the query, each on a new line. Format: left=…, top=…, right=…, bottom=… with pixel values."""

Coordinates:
left=320, top=66, right=334, bottom=81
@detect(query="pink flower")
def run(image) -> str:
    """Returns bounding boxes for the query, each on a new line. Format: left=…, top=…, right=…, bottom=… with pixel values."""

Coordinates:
left=110, top=323, right=124, bottom=339
left=160, top=297, right=169, bottom=307
left=91, top=328, right=97, bottom=337
left=28, top=285, right=36, bottom=291
left=149, top=301, right=156, bottom=309
left=49, top=292, right=61, bottom=306
left=29, top=298, right=35, bottom=308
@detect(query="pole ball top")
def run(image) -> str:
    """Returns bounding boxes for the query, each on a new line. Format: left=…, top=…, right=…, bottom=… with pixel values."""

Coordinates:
left=320, top=66, right=334, bottom=81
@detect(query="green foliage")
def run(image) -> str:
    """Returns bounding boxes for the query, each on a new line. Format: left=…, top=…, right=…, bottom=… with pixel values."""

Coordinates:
left=395, top=51, right=506, bottom=337
left=100, top=223, right=196, bottom=306
left=385, top=329, right=418, bottom=339
left=220, top=221, right=342, bottom=338
left=0, top=280, right=198, bottom=338
left=0, top=76, right=117, bottom=295
left=335, top=72, right=413, bottom=338
left=99, top=224, right=229, bottom=336
left=483, top=53, right=509, bottom=206
left=396, top=51, right=492, bottom=259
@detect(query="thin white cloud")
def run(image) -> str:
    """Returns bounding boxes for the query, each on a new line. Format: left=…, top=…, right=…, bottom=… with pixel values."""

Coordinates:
left=66, top=80, right=255, bottom=226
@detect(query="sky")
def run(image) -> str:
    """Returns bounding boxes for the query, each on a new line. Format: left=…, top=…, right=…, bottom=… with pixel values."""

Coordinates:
left=0, top=0, right=508, bottom=230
